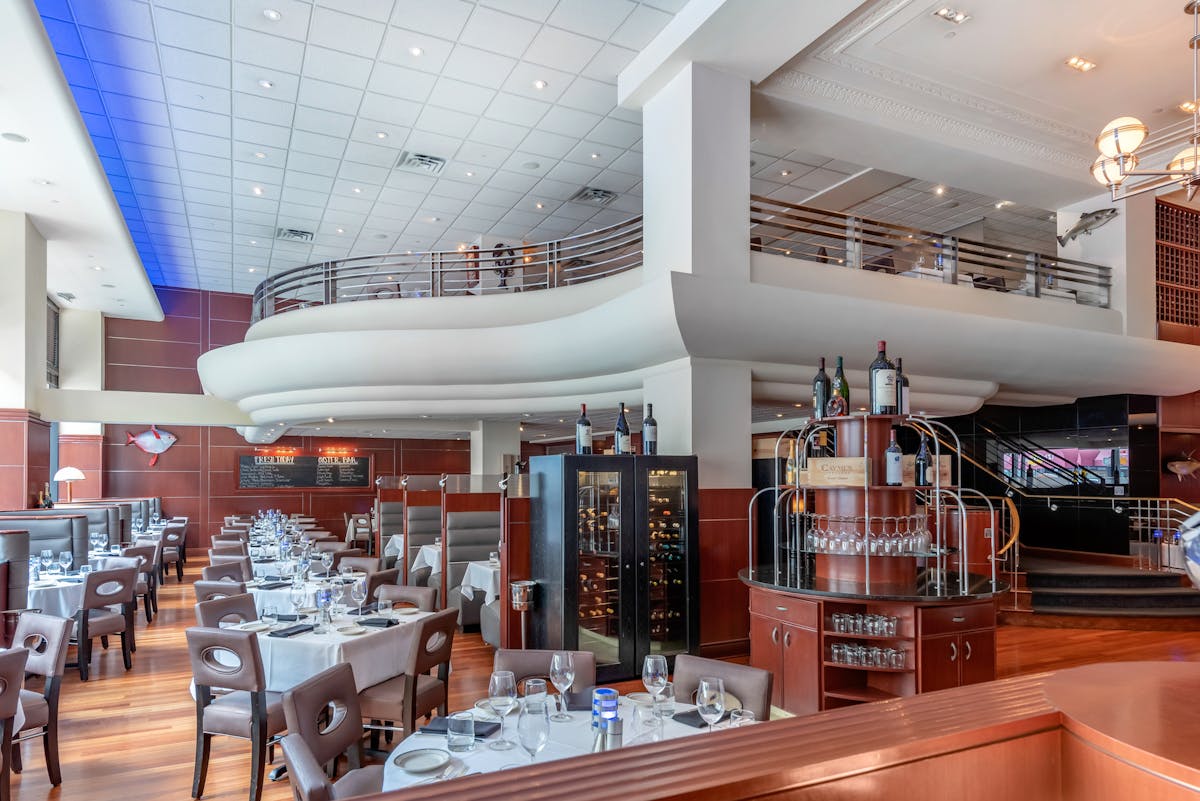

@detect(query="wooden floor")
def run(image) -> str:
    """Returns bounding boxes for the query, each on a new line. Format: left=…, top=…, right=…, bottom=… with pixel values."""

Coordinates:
left=12, top=564, right=1200, bottom=801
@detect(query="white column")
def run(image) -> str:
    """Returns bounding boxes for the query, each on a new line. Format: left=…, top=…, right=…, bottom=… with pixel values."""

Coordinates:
left=0, top=211, right=47, bottom=410
left=470, top=420, right=521, bottom=475
left=642, top=63, right=750, bottom=282
left=643, top=358, right=751, bottom=488
left=57, top=309, right=106, bottom=437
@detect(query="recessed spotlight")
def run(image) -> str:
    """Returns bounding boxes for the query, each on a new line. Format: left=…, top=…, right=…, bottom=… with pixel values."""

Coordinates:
left=780, top=170, right=790, bottom=176
left=409, top=46, right=423, bottom=57
left=933, top=7, right=970, bottom=23
left=374, top=233, right=388, bottom=239
left=933, top=185, right=945, bottom=195
left=253, top=151, right=267, bottom=159
left=249, top=239, right=257, bottom=245
left=794, top=403, right=804, bottom=408
left=252, top=186, right=264, bottom=196
left=352, top=186, right=362, bottom=193
left=92, top=265, right=103, bottom=271
left=375, top=131, right=388, bottom=139
left=532, top=79, right=548, bottom=90
left=994, top=200, right=1013, bottom=209
left=1, top=132, right=28, bottom=143
left=1065, top=55, right=1096, bottom=73
left=336, top=227, right=344, bottom=234
left=258, top=79, right=274, bottom=89
left=558, top=418, right=564, bottom=423
left=465, top=171, right=474, bottom=177
left=522, top=161, right=541, bottom=170
left=1181, top=100, right=1198, bottom=114
left=386, top=275, right=394, bottom=281
left=100, top=283, right=115, bottom=288
left=314, top=427, right=321, bottom=431
left=590, top=152, right=600, bottom=159
left=33, top=178, right=52, bottom=186
left=535, top=201, right=544, bottom=209
left=327, top=417, right=335, bottom=423
left=429, top=216, right=440, bottom=222
left=248, top=267, right=256, bottom=272
left=776, top=413, right=784, bottom=418
left=263, top=8, right=282, bottom=21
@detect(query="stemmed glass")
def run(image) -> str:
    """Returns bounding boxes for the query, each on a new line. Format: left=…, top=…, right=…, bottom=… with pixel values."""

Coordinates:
left=289, top=585, right=306, bottom=619
left=38, top=550, right=53, bottom=574
left=487, top=670, right=518, bottom=751
left=350, top=579, right=368, bottom=616
left=320, top=550, right=334, bottom=576
left=642, top=654, right=668, bottom=713
left=517, top=695, right=550, bottom=764
left=548, top=651, right=574, bottom=722
left=58, top=551, right=73, bottom=574
left=696, top=677, right=726, bottom=734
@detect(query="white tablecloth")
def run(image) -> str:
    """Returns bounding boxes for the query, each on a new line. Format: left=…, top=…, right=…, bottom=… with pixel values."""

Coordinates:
left=27, top=577, right=85, bottom=618
left=250, top=559, right=285, bottom=579
left=381, top=699, right=703, bottom=791
left=411, top=545, right=442, bottom=575
left=385, top=535, right=404, bottom=557
left=257, top=610, right=431, bottom=692
left=460, top=561, right=501, bottom=604
left=247, top=580, right=358, bottom=613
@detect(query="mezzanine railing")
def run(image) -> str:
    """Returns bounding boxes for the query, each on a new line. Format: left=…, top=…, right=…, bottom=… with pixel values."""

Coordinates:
left=749, top=195, right=1112, bottom=309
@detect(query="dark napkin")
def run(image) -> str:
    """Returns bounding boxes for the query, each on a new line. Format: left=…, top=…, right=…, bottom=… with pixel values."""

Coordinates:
left=358, top=617, right=397, bottom=628
left=562, top=688, right=596, bottom=711
left=262, top=575, right=283, bottom=582
left=346, top=604, right=378, bottom=615
left=267, top=624, right=314, bottom=638
left=58, top=577, right=83, bottom=584
left=308, top=571, right=332, bottom=579
left=252, top=558, right=275, bottom=564
left=419, top=718, right=501, bottom=739
left=258, top=581, right=290, bottom=590
left=275, top=613, right=303, bottom=622
left=671, top=709, right=732, bottom=729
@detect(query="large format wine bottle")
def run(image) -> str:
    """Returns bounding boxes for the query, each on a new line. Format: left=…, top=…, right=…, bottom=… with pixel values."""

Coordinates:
left=885, top=428, right=903, bottom=486
left=914, top=432, right=932, bottom=487
left=812, top=358, right=831, bottom=421
left=896, top=357, right=910, bottom=415
left=614, top=402, right=632, bottom=455
left=576, top=404, right=593, bottom=454
left=642, top=403, right=658, bottom=455
left=868, top=340, right=897, bottom=415
left=832, top=356, right=850, bottom=410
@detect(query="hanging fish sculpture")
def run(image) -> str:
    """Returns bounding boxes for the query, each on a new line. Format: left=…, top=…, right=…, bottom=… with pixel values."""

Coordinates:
left=125, top=425, right=178, bottom=466
left=1056, top=208, right=1118, bottom=246
left=1166, top=451, right=1200, bottom=482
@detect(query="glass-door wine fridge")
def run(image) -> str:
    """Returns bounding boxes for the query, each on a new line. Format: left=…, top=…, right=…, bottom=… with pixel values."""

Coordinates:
left=528, top=454, right=699, bottom=682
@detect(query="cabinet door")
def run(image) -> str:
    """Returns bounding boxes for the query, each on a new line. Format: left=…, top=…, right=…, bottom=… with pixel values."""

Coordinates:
left=781, top=623, right=819, bottom=715
left=959, top=630, right=996, bottom=687
left=918, top=633, right=960, bottom=693
left=749, top=613, right=783, bottom=708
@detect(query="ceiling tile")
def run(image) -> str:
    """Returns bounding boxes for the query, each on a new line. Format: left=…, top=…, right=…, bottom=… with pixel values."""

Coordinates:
left=154, top=8, right=231, bottom=59
left=415, top=105, right=479, bottom=138
left=487, top=170, right=539, bottom=193
left=500, top=61, right=573, bottom=103
left=91, top=61, right=167, bottom=101
left=163, top=77, right=232, bottom=114
left=233, top=29, right=305, bottom=73
left=484, top=92, right=550, bottom=127
left=519, top=129, right=578, bottom=159
left=477, top=0, right=558, bottom=22
left=442, top=45, right=517, bottom=90
left=367, top=62, right=438, bottom=103
left=335, top=163, right=390, bottom=186
left=296, top=78, right=364, bottom=116
left=609, top=5, right=672, bottom=50
left=232, top=0, right=313, bottom=41
left=456, top=141, right=513, bottom=168
left=79, top=27, right=160, bottom=72
left=587, top=116, right=641, bottom=148
left=158, top=46, right=228, bottom=87
left=428, top=179, right=479, bottom=201
left=290, top=130, right=348, bottom=159
left=169, top=106, right=231, bottom=138
left=545, top=160, right=600, bottom=185
left=402, top=130, right=463, bottom=159
left=303, top=45, right=375, bottom=88
left=233, top=118, right=291, bottom=149
left=390, top=0, right=473, bottom=41
left=428, top=77, right=496, bottom=115
left=315, top=0, right=394, bottom=23
left=309, top=6, right=387, bottom=53
left=588, top=170, right=640, bottom=193
left=173, top=129, right=232, bottom=157
left=581, top=43, right=639, bottom=83
left=233, top=92, right=295, bottom=127
left=104, top=93, right=171, bottom=127
left=523, top=27, right=602, bottom=74
left=344, top=140, right=402, bottom=168
left=179, top=150, right=233, bottom=176
left=378, top=26, right=453, bottom=73
left=358, top=92, right=422, bottom=128
left=468, top=118, right=530, bottom=149
left=284, top=170, right=336, bottom=193
left=459, top=6, right=540, bottom=60
left=73, top=0, right=156, bottom=39
left=547, top=0, right=635, bottom=40
left=293, top=106, right=355, bottom=138
left=558, top=77, right=616, bottom=114
left=563, top=141, right=617, bottom=167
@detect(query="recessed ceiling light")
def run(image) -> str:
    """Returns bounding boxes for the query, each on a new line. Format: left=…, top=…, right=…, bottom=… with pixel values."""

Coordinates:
left=465, top=171, right=474, bottom=177
left=535, top=202, right=544, bottom=209
left=1181, top=100, right=1198, bottom=114
left=1065, top=55, right=1096, bottom=73
left=776, top=413, right=783, bottom=418
left=92, top=266, right=103, bottom=271
left=933, top=7, right=970, bottom=23
left=314, top=427, right=321, bottom=431
left=374, top=233, right=388, bottom=239
left=252, top=186, right=264, bottom=196
left=933, top=185, right=945, bottom=195
left=386, top=275, right=394, bottom=280
left=249, top=239, right=257, bottom=244
left=248, top=267, right=256, bottom=272
left=253, top=151, right=267, bottom=159
left=780, top=170, right=790, bottom=176
left=409, top=46, right=423, bottom=57
left=522, top=161, right=541, bottom=170
left=263, top=8, right=282, bottom=21
left=590, top=152, right=600, bottom=159
left=33, top=178, right=52, bottom=186
left=258, top=79, right=274, bottom=89
left=327, top=417, right=334, bottom=423
left=794, top=403, right=804, bottom=408
left=532, top=79, right=548, bottom=90
left=375, top=131, right=388, bottom=139
left=1, top=132, right=28, bottom=143
left=995, top=200, right=1013, bottom=209
left=429, top=216, right=440, bottom=222
left=336, top=227, right=344, bottom=233
left=558, top=418, right=564, bottom=423
left=100, top=283, right=115, bottom=288
left=352, top=186, right=362, bottom=193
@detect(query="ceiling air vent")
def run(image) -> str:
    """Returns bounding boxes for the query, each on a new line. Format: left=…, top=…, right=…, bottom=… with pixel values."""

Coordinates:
left=395, top=151, right=447, bottom=176
left=570, top=186, right=617, bottom=205
left=275, top=227, right=314, bottom=242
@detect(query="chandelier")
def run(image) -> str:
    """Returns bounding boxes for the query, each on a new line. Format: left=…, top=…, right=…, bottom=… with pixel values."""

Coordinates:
left=1092, top=1, right=1200, bottom=201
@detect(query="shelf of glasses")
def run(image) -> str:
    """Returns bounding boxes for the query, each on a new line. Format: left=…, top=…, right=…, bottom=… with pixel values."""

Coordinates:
left=823, top=662, right=912, bottom=674
left=823, top=631, right=907, bottom=642
left=822, top=686, right=902, bottom=703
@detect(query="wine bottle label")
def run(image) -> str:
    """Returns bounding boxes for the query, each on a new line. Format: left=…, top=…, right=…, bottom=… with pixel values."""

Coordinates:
left=643, top=424, right=656, bottom=442
left=617, top=433, right=632, bottom=453
left=885, top=452, right=902, bottom=485
left=577, top=424, right=592, bottom=449
left=901, top=391, right=910, bottom=414
left=873, top=369, right=897, bottom=407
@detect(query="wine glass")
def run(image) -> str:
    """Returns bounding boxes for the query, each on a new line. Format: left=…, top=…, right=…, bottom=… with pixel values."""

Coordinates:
left=320, top=550, right=334, bottom=575
left=289, top=585, right=306, bottom=618
left=58, top=551, right=73, bottom=573
left=487, top=670, right=518, bottom=751
left=350, top=579, right=368, bottom=616
left=696, top=677, right=726, bottom=734
left=517, top=696, right=550, bottom=764
left=38, top=550, right=53, bottom=574
left=549, top=651, right=575, bottom=722
left=642, top=654, right=668, bottom=711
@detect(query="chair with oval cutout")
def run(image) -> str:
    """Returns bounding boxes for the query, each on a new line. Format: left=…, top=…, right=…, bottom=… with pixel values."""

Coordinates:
left=0, top=647, right=29, bottom=801
left=122, top=544, right=159, bottom=623
left=10, top=612, right=71, bottom=786
left=194, top=580, right=248, bottom=603
left=670, top=654, right=773, bottom=722
left=493, top=648, right=598, bottom=696
left=73, top=566, right=137, bottom=681
left=208, top=555, right=253, bottom=582
left=202, top=562, right=248, bottom=583
left=160, top=521, right=187, bottom=582
left=195, top=594, right=259, bottom=628
left=282, top=663, right=381, bottom=795
left=375, top=585, right=436, bottom=612
left=185, top=627, right=286, bottom=801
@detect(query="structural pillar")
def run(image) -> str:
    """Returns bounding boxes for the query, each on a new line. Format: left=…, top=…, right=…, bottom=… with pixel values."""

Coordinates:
left=55, top=309, right=106, bottom=500
left=470, top=420, right=521, bottom=476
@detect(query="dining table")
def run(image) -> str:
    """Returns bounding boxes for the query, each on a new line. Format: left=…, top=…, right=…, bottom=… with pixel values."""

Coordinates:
left=410, top=544, right=442, bottom=576
left=381, top=695, right=708, bottom=791
left=459, top=560, right=501, bottom=605
left=26, top=573, right=86, bottom=618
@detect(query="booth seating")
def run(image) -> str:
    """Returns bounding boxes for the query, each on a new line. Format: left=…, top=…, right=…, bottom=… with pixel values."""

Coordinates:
left=0, top=530, right=30, bottom=615
left=0, top=517, right=88, bottom=573
left=60, top=502, right=132, bottom=542
left=377, top=501, right=404, bottom=568
left=444, top=511, right=502, bottom=628
left=0, top=507, right=119, bottom=549
left=480, top=600, right=501, bottom=649
left=405, top=506, right=440, bottom=588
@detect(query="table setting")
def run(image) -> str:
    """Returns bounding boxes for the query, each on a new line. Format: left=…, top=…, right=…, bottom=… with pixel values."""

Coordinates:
left=410, top=543, right=442, bottom=575
left=27, top=549, right=86, bottom=618
left=459, top=557, right=502, bottom=604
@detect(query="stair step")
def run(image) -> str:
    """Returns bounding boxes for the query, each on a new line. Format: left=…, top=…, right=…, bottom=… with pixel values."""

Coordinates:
left=1031, top=605, right=1200, bottom=618
left=1027, top=571, right=1186, bottom=590
left=1030, top=586, right=1200, bottom=597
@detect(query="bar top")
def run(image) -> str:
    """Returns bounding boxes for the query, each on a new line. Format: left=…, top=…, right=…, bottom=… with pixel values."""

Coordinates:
left=739, top=565, right=1008, bottom=602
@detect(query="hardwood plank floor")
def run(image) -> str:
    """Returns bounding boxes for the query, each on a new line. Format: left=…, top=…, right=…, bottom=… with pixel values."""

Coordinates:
left=12, top=565, right=1200, bottom=801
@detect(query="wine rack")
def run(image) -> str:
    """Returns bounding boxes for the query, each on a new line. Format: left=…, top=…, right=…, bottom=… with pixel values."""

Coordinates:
left=646, top=471, right=688, bottom=650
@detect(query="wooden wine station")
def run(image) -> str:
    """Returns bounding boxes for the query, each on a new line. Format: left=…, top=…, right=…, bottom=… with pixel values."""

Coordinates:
left=743, top=412, right=1004, bottom=715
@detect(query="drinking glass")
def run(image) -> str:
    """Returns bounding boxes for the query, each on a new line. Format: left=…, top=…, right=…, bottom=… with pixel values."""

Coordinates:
left=549, top=651, right=574, bottom=722
left=696, top=677, right=725, bottom=734
left=446, top=711, right=475, bottom=753
left=523, top=677, right=548, bottom=703
left=488, top=670, right=518, bottom=750
left=350, top=579, right=368, bottom=616
left=653, top=682, right=676, bottom=721
left=261, top=604, right=278, bottom=628
left=517, top=697, right=550, bottom=763
left=38, top=550, right=53, bottom=573
left=642, top=654, right=668, bottom=701
left=729, top=709, right=757, bottom=727
left=58, top=551, right=72, bottom=573
left=289, top=586, right=306, bottom=618
left=376, top=599, right=392, bottom=620
left=320, top=551, right=334, bottom=575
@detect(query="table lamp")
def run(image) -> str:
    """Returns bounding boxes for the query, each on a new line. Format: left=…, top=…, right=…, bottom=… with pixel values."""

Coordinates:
left=52, top=466, right=85, bottom=502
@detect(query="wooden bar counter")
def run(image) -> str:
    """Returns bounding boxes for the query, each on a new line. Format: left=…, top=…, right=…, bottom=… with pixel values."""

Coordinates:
left=377, top=661, right=1200, bottom=801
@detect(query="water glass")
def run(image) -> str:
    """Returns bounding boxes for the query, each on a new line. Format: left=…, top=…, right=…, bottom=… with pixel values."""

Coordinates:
left=523, top=677, right=548, bottom=702
left=320, top=551, right=334, bottom=574
left=549, top=651, right=574, bottom=722
left=376, top=599, right=393, bottom=620
left=488, top=670, right=518, bottom=751
left=653, top=682, right=676, bottom=721
left=517, top=697, right=550, bottom=763
left=642, top=654, right=668, bottom=701
left=446, top=711, right=475, bottom=752
left=696, top=677, right=725, bottom=734
left=261, top=604, right=278, bottom=627
left=350, top=579, right=368, bottom=616
left=729, top=709, right=757, bottom=727
left=289, top=586, right=306, bottom=617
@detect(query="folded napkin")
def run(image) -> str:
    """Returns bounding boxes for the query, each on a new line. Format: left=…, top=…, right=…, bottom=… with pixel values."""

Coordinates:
left=308, top=571, right=332, bottom=579
left=346, top=604, right=378, bottom=615
left=358, top=617, right=396, bottom=628
left=263, top=575, right=283, bottom=582
left=275, top=613, right=303, bottom=622
left=419, top=718, right=501, bottom=739
left=58, top=577, right=83, bottom=584
left=671, top=709, right=732, bottom=729
left=252, top=558, right=275, bottom=564
left=267, top=624, right=314, bottom=638
left=258, top=581, right=290, bottom=590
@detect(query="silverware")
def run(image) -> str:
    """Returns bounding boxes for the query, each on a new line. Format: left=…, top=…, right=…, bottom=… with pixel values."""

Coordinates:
left=413, top=762, right=464, bottom=786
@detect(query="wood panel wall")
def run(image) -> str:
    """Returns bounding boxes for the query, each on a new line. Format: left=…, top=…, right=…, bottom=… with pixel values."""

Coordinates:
left=58, top=434, right=104, bottom=501
left=0, top=411, right=51, bottom=509
left=698, top=487, right=753, bottom=657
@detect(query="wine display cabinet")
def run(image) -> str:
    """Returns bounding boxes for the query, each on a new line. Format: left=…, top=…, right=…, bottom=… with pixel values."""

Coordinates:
left=528, top=454, right=699, bottom=682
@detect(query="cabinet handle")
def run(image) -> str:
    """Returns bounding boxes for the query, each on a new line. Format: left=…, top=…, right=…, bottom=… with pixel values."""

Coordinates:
left=783, top=630, right=792, bottom=647
left=949, top=642, right=957, bottom=662
left=770, top=626, right=779, bottom=644
left=964, top=640, right=972, bottom=661
left=952, top=616, right=966, bottom=623
left=775, top=606, right=788, bottom=612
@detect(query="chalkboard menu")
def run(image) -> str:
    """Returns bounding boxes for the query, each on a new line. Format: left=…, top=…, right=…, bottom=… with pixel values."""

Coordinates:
left=238, top=455, right=371, bottom=489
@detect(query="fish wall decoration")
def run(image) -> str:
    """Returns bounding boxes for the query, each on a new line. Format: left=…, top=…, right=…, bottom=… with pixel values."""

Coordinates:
left=126, top=425, right=178, bottom=466
left=1165, top=451, right=1200, bottom=482
left=1057, top=208, right=1119, bottom=246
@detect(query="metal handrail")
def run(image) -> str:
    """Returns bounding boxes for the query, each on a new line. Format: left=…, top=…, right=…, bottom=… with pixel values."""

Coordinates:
left=749, top=195, right=1113, bottom=308
left=250, top=215, right=645, bottom=321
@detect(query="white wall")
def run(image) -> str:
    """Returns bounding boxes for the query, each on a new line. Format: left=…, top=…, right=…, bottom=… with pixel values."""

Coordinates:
left=0, top=211, right=46, bottom=410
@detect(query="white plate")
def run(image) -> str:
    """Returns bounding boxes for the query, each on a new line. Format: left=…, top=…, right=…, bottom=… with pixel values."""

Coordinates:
left=397, top=608, right=420, bottom=615
left=393, top=748, right=451, bottom=774
left=297, top=606, right=318, bottom=615
left=337, top=625, right=367, bottom=636
left=238, top=621, right=271, bottom=632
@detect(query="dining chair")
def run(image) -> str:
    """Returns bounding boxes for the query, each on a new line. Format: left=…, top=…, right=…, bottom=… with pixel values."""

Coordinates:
left=195, top=593, right=259, bottom=628
left=209, top=555, right=253, bottom=581
left=185, top=627, right=286, bottom=801
left=364, top=568, right=400, bottom=604
left=329, top=549, right=365, bottom=570
left=337, top=556, right=381, bottom=576
left=194, top=580, right=248, bottom=603
left=375, top=585, right=436, bottom=612
left=278, top=734, right=344, bottom=801
left=122, top=544, right=158, bottom=623
left=212, top=533, right=249, bottom=548
left=161, top=523, right=187, bottom=582
left=357, top=608, right=457, bottom=744
left=0, top=648, right=29, bottom=801
left=310, top=539, right=344, bottom=553
left=74, top=566, right=138, bottom=681
left=493, top=648, right=598, bottom=691
left=671, top=654, right=773, bottom=721
left=10, top=612, right=71, bottom=786
left=282, top=663, right=382, bottom=794
left=210, top=544, right=248, bottom=558
left=201, top=563, right=247, bottom=583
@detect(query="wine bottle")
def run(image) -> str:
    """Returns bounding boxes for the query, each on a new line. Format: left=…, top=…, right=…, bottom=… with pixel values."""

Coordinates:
left=915, top=432, right=933, bottom=487
left=812, top=358, right=831, bottom=421
left=885, top=428, right=903, bottom=486
left=614, top=402, right=632, bottom=455
left=833, top=356, right=850, bottom=410
left=868, top=340, right=897, bottom=415
left=896, top=357, right=910, bottom=415
left=826, top=385, right=848, bottom=417
left=642, top=403, right=658, bottom=455
left=576, top=403, right=593, bottom=454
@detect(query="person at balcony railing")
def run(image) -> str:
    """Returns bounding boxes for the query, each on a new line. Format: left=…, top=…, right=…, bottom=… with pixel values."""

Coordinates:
left=492, top=242, right=516, bottom=289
